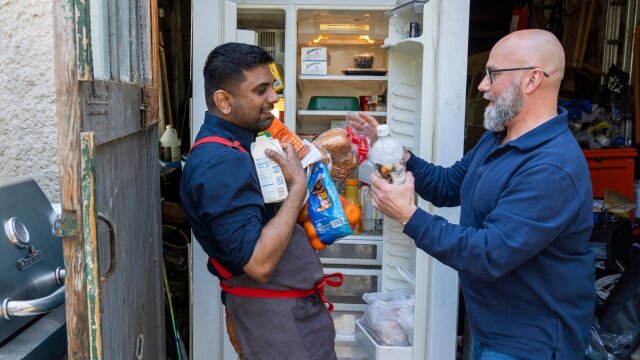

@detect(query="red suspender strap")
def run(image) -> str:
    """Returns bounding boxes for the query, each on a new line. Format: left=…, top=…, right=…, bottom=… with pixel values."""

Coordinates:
left=188, top=136, right=248, bottom=156
left=210, top=257, right=235, bottom=280
left=209, top=257, right=344, bottom=312
left=198, top=136, right=345, bottom=311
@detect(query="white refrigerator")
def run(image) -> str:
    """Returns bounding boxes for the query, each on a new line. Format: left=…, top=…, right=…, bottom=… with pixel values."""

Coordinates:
left=191, top=1, right=470, bottom=359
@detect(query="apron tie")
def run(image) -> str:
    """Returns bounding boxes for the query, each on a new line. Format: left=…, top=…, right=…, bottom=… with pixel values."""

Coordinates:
left=210, top=257, right=344, bottom=312
left=313, top=273, right=344, bottom=312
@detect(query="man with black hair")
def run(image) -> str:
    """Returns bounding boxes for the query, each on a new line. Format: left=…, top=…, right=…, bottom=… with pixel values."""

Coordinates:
left=181, top=42, right=337, bottom=360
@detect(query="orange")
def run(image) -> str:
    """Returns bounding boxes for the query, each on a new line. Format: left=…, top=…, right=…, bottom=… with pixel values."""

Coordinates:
left=302, top=220, right=317, bottom=239
left=344, top=204, right=361, bottom=226
left=338, top=194, right=361, bottom=226
left=297, top=202, right=309, bottom=224
left=309, top=236, right=326, bottom=250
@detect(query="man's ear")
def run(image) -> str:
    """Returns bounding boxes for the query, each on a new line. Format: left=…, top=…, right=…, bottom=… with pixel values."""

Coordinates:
left=213, top=90, right=232, bottom=115
left=523, top=69, right=544, bottom=95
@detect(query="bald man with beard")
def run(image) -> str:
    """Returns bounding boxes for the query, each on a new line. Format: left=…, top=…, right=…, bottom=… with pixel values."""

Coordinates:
left=353, top=30, right=595, bottom=359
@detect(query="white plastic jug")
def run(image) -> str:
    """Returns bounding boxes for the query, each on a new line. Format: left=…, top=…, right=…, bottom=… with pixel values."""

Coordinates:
left=160, top=125, right=181, bottom=162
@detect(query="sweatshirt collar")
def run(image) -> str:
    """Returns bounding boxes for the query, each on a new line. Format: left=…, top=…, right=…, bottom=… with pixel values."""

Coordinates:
left=500, top=107, right=569, bottom=151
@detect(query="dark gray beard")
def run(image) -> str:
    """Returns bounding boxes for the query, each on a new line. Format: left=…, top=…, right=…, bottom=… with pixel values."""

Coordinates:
left=483, top=81, right=524, bottom=132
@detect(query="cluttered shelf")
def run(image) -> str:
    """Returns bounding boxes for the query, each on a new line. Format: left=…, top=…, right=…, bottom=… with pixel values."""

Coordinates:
left=298, top=110, right=387, bottom=117
left=299, top=75, right=388, bottom=82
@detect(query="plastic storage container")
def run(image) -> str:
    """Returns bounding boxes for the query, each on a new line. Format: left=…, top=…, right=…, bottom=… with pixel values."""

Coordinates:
left=583, top=148, right=637, bottom=200
left=308, top=96, right=360, bottom=111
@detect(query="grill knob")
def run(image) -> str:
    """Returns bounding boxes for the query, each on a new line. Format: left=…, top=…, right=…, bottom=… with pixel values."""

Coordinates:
left=4, top=217, right=30, bottom=248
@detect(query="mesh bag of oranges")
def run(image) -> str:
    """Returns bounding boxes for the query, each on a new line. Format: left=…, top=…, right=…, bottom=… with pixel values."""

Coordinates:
left=297, top=161, right=357, bottom=250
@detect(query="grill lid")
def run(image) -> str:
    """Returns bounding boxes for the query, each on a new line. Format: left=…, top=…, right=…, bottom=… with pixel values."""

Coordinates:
left=0, top=177, right=64, bottom=344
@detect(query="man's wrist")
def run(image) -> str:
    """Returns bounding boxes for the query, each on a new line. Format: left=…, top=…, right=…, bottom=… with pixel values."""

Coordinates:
left=401, top=205, right=417, bottom=226
left=403, top=149, right=411, bottom=164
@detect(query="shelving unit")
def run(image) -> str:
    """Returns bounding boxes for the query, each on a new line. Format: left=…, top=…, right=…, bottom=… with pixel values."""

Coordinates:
left=299, top=75, right=388, bottom=82
left=298, top=110, right=387, bottom=117
left=295, top=9, right=389, bottom=135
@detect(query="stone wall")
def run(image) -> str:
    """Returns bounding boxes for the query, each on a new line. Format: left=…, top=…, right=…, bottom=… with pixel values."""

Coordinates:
left=0, top=0, right=59, bottom=203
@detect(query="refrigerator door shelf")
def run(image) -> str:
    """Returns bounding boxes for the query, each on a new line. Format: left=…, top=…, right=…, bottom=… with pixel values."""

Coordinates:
left=355, top=319, right=412, bottom=359
left=382, top=37, right=424, bottom=53
left=385, top=0, right=429, bottom=17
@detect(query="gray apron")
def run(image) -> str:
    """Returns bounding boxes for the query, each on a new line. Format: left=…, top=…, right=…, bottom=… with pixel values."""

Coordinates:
left=224, top=224, right=338, bottom=360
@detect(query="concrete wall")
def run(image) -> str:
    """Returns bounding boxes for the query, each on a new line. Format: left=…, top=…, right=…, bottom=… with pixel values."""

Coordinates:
left=0, top=0, right=59, bottom=203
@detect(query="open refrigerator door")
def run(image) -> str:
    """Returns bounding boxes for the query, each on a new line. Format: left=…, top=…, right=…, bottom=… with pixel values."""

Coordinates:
left=295, top=0, right=468, bottom=358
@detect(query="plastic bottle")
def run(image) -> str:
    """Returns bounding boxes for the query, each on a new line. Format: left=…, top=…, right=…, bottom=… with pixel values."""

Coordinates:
left=345, top=178, right=362, bottom=234
left=360, top=182, right=383, bottom=235
left=373, top=209, right=384, bottom=234
left=250, top=134, right=288, bottom=203
left=360, top=183, right=374, bottom=233
left=160, top=124, right=181, bottom=162
left=369, top=124, right=406, bottom=185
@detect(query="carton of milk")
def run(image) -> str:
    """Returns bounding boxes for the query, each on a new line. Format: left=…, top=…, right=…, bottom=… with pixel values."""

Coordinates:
left=251, top=135, right=288, bottom=203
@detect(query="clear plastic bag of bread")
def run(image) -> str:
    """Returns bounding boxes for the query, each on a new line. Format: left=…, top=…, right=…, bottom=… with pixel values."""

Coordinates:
left=312, top=112, right=371, bottom=180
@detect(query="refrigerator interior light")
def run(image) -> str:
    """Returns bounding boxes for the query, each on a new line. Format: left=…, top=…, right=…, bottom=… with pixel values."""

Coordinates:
left=358, top=35, right=375, bottom=44
left=319, top=23, right=370, bottom=31
left=310, top=34, right=376, bottom=45
left=312, top=35, right=329, bottom=44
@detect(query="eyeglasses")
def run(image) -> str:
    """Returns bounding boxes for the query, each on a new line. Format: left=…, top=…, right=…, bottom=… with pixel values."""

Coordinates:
left=485, top=67, right=550, bottom=84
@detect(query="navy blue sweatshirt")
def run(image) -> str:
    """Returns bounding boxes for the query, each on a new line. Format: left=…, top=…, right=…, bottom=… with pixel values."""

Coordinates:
left=404, top=108, right=595, bottom=359
left=181, top=113, right=277, bottom=278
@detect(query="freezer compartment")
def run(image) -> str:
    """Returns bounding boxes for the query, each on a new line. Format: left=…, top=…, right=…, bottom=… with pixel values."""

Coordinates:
left=333, top=311, right=372, bottom=360
left=332, top=310, right=362, bottom=339
left=355, top=319, right=412, bottom=359
left=324, top=267, right=381, bottom=312
left=319, top=237, right=383, bottom=266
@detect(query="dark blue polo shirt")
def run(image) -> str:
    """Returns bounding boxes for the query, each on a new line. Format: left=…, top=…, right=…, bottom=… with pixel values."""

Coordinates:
left=404, top=108, right=595, bottom=359
left=180, top=112, right=277, bottom=278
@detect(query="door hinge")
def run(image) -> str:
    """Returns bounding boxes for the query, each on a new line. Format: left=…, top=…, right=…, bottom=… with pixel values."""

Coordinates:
left=54, top=210, right=79, bottom=237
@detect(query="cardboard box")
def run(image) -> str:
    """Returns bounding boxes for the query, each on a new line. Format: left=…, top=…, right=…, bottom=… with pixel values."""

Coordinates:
left=301, top=47, right=327, bottom=61
left=268, top=63, right=284, bottom=92
left=301, top=60, right=327, bottom=75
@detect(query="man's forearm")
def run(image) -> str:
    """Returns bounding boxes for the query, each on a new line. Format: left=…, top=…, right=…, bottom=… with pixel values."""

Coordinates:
left=243, top=183, right=307, bottom=283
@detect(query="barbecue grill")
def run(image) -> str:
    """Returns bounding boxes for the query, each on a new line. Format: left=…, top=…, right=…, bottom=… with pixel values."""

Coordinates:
left=0, top=177, right=67, bottom=358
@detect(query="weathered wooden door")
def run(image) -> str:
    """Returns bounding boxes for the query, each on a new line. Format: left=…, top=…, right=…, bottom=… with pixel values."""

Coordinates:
left=52, top=0, right=164, bottom=359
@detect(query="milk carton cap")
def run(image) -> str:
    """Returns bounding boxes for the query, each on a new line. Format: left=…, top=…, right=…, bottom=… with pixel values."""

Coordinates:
left=376, top=124, right=390, bottom=137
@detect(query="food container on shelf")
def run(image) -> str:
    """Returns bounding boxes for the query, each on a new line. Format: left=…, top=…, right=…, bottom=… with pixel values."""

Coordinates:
left=308, top=96, right=360, bottom=111
left=353, top=53, right=375, bottom=69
